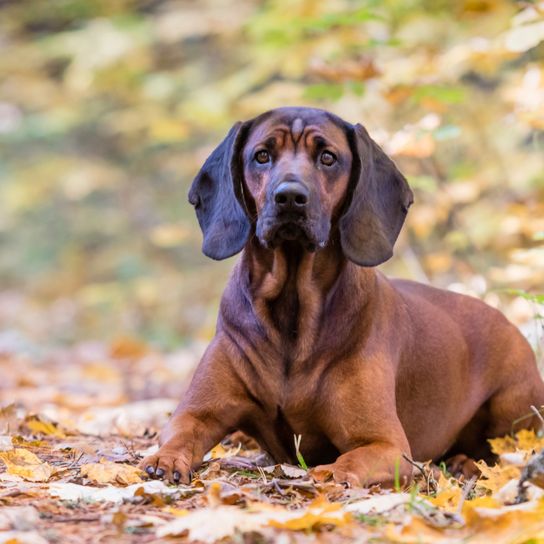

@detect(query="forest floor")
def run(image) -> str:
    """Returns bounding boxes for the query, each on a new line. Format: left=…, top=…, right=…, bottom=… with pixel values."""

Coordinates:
left=1, top=336, right=544, bottom=543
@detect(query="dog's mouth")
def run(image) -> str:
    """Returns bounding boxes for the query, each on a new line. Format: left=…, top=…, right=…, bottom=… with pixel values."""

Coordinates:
left=258, top=214, right=324, bottom=252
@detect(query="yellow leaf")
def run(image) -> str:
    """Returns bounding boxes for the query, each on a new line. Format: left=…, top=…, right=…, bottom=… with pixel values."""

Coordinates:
left=463, top=498, right=544, bottom=543
left=489, top=430, right=544, bottom=456
left=489, top=435, right=517, bottom=455
left=205, top=441, right=241, bottom=461
left=268, top=497, right=350, bottom=530
left=80, top=459, right=143, bottom=486
left=383, top=517, right=449, bottom=543
left=475, top=460, right=521, bottom=493
left=516, top=429, right=544, bottom=453
left=163, top=506, right=190, bottom=517
left=0, top=448, right=56, bottom=482
left=464, top=496, right=501, bottom=510
left=427, top=473, right=463, bottom=511
left=26, top=418, right=66, bottom=439
left=208, top=444, right=230, bottom=459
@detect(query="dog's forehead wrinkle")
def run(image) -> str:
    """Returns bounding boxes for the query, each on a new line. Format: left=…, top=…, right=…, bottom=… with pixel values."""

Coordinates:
left=291, top=118, right=305, bottom=145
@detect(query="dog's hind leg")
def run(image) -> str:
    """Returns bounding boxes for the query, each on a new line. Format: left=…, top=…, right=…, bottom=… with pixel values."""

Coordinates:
left=485, top=337, right=544, bottom=441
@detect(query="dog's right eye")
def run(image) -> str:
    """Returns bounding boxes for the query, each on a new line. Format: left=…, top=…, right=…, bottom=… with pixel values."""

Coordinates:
left=254, top=150, right=270, bottom=164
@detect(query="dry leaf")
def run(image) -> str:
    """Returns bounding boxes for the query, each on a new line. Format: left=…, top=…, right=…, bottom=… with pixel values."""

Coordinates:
left=427, top=473, right=463, bottom=512
left=80, top=459, right=143, bottom=486
left=383, top=516, right=453, bottom=543
left=463, top=499, right=544, bottom=543
left=489, top=429, right=544, bottom=456
left=515, top=429, right=544, bottom=453
left=268, top=497, right=350, bottom=530
left=345, top=493, right=414, bottom=514
left=49, top=480, right=184, bottom=504
left=25, top=417, right=65, bottom=438
left=0, top=448, right=56, bottom=482
left=279, top=464, right=307, bottom=478
left=156, top=505, right=275, bottom=541
left=475, top=460, right=521, bottom=494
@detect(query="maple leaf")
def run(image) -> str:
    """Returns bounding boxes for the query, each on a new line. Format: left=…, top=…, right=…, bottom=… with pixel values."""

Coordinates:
left=427, top=473, right=463, bottom=512
left=515, top=429, right=544, bottom=453
left=475, top=460, right=521, bottom=494
left=489, top=430, right=544, bottom=457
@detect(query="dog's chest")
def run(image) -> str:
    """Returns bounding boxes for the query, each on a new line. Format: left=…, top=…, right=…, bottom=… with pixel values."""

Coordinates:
left=242, top=359, right=338, bottom=464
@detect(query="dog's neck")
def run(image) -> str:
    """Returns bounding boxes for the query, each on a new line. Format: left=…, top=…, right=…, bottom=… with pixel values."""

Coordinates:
left=242, top=234, right=373, bottom=360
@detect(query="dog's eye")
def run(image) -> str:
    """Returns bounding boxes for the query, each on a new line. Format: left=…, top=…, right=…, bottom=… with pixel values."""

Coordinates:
left=254, top=150, right=270, bottom=164
left=320, top=151, right=337, bottom=166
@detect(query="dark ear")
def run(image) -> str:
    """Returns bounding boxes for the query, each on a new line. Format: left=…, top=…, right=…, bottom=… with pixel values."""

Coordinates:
left=340, top=123, right=413, bottom=267
left=188, top=122, right=251, bottom=260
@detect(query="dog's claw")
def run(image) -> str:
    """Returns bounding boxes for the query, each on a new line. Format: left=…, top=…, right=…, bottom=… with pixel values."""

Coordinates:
left=141, top=447, right=192, bottom=485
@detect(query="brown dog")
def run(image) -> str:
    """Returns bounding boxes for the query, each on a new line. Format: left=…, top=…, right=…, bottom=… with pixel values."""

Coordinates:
left=142, top=107, right=544, bottom=487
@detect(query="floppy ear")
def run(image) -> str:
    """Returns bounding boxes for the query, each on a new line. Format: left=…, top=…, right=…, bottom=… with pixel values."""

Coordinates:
left=188, top=122, right=251, bottom=260
left=340, top=123, right=413, bottom=267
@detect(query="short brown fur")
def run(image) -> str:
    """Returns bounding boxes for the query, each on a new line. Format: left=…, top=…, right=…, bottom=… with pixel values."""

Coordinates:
left=142, top=107, right=544, bottom=487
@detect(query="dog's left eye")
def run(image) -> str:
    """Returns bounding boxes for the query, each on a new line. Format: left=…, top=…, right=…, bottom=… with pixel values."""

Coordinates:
left=320, top=151, right=337, bottom=166
left=254, top=150, right=270, bottom=164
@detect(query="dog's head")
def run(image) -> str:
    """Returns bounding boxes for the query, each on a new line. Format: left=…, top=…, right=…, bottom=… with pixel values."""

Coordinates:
left=188, top=107, right=413, bottom=266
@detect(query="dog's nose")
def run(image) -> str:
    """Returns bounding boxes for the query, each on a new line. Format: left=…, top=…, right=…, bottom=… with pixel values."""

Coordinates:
left=273, top=182, right=309, bottom=211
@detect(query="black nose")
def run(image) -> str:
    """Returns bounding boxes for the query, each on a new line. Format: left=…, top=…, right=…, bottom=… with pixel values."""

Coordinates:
left=273, top=182, right=309, bottom=211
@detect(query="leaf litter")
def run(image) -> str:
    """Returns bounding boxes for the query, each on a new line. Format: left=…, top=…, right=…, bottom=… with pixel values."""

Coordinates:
left=1, top=340, right=544, bottom=543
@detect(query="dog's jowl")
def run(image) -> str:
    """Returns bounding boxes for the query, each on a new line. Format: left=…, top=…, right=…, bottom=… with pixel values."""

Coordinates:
left=142, top=107, right=544, bottom=487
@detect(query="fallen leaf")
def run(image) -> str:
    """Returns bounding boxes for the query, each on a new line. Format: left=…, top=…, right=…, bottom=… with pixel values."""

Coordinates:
left=25, top=417, right=66, bottom=438
left=0, top=448, right=56, bottom=482
left=268, top=497, right=350, bottom=530
left=279, top=463, right=307, bottom=478
left=80, top=459, right=143, bottom=486
left=475, top=460, right=521, bottom=494
left=383, top=516, right=454, bottom=543
left=426, top=473, right=463, bottom=512
left=346, top=493, right=415, bottom=514
left=463, top=498, right=544, bottom=543
left=515, top=429, right=544, bottom=453
left=155, top=505, right=278, bottom=540
left=49, top=480, right=189, bottom=503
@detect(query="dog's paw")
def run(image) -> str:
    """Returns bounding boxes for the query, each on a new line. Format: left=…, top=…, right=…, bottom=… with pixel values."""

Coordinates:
left=140, top=448, right=191, bottom=485
left=310, top=463, right=360, bottom=487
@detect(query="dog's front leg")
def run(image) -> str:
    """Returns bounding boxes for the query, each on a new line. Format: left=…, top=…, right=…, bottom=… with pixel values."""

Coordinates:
left=140, top=336, right=250, bottom=484
left=311, top=358, right=413, bottom=488
left=312, top=441, right=412, bottom=488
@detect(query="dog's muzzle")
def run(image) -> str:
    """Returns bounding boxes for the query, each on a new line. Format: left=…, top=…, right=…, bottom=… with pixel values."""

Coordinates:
left=256, top=181, right=326, bottom=251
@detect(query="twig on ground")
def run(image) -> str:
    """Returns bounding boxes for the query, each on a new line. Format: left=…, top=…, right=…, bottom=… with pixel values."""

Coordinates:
left=456, top=475, right=477, bottom=516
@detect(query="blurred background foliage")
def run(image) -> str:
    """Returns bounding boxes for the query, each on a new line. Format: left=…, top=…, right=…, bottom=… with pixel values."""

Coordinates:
left=0, top=0, right=543, bottom=352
